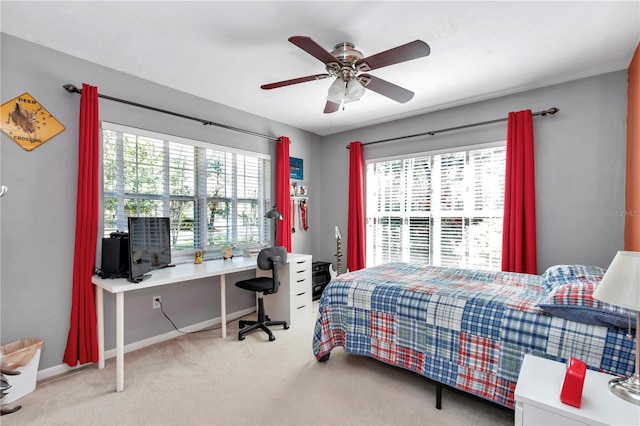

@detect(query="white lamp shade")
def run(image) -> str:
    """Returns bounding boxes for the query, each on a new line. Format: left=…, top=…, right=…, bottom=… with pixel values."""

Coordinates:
left=344, top=78, right=365, bottom=103
left=326, top=78, right=345, bottom=103
left=592, top=251, right=640, bottom=311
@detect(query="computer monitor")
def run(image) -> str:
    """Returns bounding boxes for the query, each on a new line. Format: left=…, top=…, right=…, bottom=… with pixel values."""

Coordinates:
left=127, top=216, right=172, bottom=283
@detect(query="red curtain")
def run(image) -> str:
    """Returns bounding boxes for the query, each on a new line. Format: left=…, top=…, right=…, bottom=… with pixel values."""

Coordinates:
left=63, top=84, right=100, bottom=366
left=276, top=136, right=292, bottom=251
left=347, top=141, right=366, bottom=271
left=502, top=110, right=537, bottom=274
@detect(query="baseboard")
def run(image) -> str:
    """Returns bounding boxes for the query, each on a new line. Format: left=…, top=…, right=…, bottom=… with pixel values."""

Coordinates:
left=36, top=307, right=255, bottom=382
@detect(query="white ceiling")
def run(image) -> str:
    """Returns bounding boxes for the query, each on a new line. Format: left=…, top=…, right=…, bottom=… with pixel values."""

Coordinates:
left=2, top=1, right=639, bottom=136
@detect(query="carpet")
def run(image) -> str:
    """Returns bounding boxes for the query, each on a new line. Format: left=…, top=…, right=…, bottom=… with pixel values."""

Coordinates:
left=1, top=303, right=514, bottom=425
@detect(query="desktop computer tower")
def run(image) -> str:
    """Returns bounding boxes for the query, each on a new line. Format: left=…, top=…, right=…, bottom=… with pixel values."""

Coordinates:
left=101, top=232, right=129, bottom=278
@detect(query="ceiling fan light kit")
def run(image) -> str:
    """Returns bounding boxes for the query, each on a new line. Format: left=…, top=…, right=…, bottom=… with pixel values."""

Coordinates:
left=345, top=79, right=365, bottom=103
left=262, top=36, right=430, bottom=114
left=326, top=78, right=346, bottom=103
left=326, top=77, right=365, bottom=105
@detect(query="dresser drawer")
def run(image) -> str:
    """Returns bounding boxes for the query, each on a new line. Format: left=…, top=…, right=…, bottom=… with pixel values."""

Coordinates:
left=291, top=260, right=310, bottom=276
left=263, top=253, right=312, bottom=326
left=290, top=297, right=311, bottom=324
left=292, top=290, right=308, bottom=307
left=291, top=275, right=310, bottom=295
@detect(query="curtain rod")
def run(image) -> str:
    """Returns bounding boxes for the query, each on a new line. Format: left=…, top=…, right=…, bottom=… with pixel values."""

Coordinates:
left=346, top=107, right=559, bottom=149
left=62, top=84, right=280, bottom=142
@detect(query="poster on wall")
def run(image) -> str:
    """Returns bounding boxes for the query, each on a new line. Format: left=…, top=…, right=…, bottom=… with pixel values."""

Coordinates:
left=290, top=157, right=303, bottom=180
left=0, top=92, right=66, bottom=151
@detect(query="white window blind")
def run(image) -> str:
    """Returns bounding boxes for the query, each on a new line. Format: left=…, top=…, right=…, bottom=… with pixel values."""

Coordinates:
left=102, top=122, right=271, bottom=258
left=366, top=142, right=505, bottom=270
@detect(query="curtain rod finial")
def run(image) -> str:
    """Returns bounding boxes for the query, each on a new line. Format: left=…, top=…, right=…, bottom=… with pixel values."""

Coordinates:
left=63, top=84, right=80, bottom=93
left=539, top=107, right=559, bottom=116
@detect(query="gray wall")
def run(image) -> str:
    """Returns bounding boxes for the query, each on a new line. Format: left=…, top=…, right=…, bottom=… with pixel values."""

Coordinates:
left=315, top=71, right=628, bottom=273
left=1, top=33, right=628, bottom=373
left=0, top=34, right=321, bottom=370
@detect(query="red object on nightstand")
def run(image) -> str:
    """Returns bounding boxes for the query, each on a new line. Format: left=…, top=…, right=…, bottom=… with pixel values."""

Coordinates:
left=560, top=357, right=587, bottom=408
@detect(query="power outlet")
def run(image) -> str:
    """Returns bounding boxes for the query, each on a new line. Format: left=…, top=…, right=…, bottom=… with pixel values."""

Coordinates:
left=153, top=296, right=161, bottom=309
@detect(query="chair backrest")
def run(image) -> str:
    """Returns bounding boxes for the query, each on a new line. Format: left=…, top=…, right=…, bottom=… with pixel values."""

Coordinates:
left=256, top=246, right=287, bottom=294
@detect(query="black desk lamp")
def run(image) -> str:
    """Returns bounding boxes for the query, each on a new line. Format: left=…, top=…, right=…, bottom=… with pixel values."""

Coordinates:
left=265, top=206, right=283, bottom=247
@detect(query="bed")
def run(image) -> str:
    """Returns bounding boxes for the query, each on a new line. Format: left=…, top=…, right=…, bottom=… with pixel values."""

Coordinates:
left=312, top=262, right=637, bottom=409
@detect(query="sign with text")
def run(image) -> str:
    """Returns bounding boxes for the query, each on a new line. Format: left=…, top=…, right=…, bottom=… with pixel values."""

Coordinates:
left=1, top=93, right=66, bottom=151
left=290, top=157, right=303, bottom=180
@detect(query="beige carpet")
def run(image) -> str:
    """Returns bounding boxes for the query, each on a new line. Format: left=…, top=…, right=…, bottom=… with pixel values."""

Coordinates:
left=1, top=303, right=513, bottom=425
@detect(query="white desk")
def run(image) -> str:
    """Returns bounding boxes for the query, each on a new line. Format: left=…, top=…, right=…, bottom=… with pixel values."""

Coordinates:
left=93, top=256, right=262, bottom=392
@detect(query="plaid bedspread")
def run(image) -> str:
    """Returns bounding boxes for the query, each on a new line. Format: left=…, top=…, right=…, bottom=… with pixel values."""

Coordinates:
left=312, top=263, right=637, bottom=408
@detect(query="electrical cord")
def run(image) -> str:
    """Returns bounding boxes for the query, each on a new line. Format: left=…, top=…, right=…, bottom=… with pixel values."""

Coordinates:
left=156, top=299, right=253, bottom=334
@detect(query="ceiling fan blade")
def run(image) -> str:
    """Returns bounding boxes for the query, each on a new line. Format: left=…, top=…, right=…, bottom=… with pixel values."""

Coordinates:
left=261, top=74, right=331, bottom=90
left=324, top=101, right=340, bottom=114
left=356, top=40, right=430, bottom=72
left=289, top=36, right=342, bottom=66
left=358, top=74, right=415, bottom=103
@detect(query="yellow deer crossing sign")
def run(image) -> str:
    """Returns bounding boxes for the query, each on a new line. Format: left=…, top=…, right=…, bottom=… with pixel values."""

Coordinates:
left=1, top=93, right=65, bottom=151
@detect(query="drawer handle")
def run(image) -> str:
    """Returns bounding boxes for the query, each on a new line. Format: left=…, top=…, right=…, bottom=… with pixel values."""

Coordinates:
left=296, top=292, right=306, bottom=296
left=296, top=279, right=306, bottom=283
left=296, top=305, right=307, bottom=310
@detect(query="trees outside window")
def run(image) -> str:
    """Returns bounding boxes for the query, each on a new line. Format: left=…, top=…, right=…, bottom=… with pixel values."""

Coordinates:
left=102, top=122, right=271, bottom=258
left=366, top=142, right=505, bottom=270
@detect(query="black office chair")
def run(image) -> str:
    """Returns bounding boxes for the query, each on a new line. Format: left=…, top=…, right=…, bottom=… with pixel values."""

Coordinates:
left=235, top=246, right=289, bottom=341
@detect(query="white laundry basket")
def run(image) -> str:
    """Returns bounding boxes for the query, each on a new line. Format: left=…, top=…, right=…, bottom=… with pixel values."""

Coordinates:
left=1, top=338, right=44, bottom=404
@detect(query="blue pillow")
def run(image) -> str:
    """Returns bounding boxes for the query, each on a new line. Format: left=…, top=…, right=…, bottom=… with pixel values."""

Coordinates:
left=538, top=304, right=636, bottom=329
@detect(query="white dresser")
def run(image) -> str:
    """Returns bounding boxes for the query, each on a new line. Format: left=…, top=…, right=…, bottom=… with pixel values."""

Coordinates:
left=260, top=253, right=313, bottom=326
left=514, top=354, right=640, bottom=426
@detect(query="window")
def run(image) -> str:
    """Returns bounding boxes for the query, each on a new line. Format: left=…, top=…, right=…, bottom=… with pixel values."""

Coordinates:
left=366, top=142, right=505, bottom=270
left=101, top=122, right=271, bottom=259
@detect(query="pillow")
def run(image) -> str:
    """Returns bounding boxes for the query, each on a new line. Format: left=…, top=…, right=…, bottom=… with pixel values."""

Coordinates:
left=538, top=280, right=636, bottom=329
left=540, top=264, right=606, bottom=294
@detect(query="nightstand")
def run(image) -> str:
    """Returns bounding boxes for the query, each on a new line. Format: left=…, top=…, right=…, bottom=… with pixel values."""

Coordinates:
left=514, top=354, right=640, bottom=425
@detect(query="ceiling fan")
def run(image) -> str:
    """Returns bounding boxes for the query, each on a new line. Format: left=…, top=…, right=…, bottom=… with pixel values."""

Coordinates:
left=261, top=36, right=431, bottom=114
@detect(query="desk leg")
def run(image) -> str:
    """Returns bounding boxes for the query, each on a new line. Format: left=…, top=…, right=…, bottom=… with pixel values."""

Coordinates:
left=96, top=287, right=105, bottom=369
left=116, top=292, right=125, bottom=392
left=220, top=275, right=226, bottom=338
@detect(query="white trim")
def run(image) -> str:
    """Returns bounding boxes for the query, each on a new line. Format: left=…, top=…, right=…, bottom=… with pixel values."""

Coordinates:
left=100, top=121, right=270, bottom=160
left=35, top=307, right=255, bottom=382
left=365, top=140, right=505, bottom=165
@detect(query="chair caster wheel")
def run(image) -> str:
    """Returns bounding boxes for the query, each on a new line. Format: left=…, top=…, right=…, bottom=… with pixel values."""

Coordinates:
left=265, top=315, right=271, bottom=321
left=239, top=334, right=245, bottom=341
left=269, top=335, right=276, bottom=342
left=284, top=324, right=289, bottom=330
